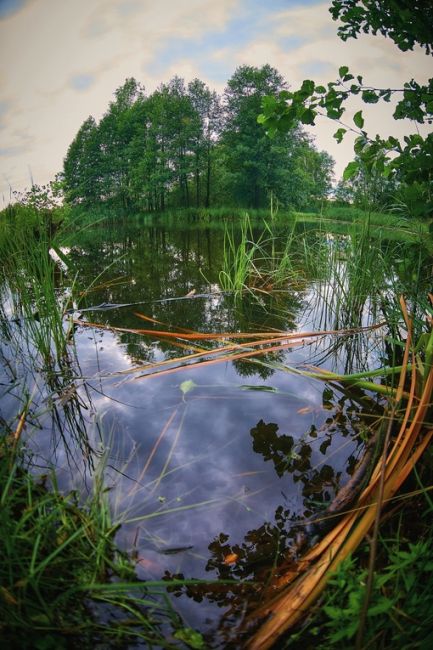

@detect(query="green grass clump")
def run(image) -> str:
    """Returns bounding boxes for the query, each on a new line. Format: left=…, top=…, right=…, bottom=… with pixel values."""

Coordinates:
left=217, top=214, right=297, bottom=300
left=0, top=440, right=194, bottom=649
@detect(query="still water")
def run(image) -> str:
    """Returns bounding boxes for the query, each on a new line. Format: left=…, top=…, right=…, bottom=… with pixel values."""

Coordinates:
left=1, top=214, right=424, bottom=642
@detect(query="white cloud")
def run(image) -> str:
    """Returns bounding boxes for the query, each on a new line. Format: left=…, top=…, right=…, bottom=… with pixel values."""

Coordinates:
left=232, top=2, right=432, bottom=177
left=0, top=0, right=238, bottom=195
left=0, top=0, right=431, bottom=195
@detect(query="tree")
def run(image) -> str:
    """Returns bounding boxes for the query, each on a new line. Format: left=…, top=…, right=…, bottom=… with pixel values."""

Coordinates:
left=63, top=116, right=101, bottom=204
left=221, top=65, right=288, bottom=208
left=97, top=78, right=145, bottom=208
left=258, top=2, right=433, bottom=218
left=187, top=79, right=222, bottom=207
left=62, top=69, right=335, bottom=212
left=334, top=156, right=397, bottom=210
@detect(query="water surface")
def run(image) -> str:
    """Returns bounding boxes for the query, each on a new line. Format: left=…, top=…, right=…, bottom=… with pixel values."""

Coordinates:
left=1, top=214, right=427, bottom=643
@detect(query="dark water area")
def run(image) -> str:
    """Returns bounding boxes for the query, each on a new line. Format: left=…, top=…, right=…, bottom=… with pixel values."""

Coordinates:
left=1, top=214, right=429, bottom=644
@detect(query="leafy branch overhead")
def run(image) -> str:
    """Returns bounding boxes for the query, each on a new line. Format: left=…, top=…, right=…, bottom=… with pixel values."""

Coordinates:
left=258, top=72, right=433, bottom=184
left=257, top=1, right=433, bottom=202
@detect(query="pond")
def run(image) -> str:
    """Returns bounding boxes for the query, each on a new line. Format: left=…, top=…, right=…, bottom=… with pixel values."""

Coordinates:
left=0, top=213, right=429, bottom=645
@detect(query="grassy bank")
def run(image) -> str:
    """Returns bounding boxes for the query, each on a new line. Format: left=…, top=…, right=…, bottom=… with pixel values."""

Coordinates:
left=0, top=437, right=209, bottom=649
left=57, top=204, right=430, bottom=246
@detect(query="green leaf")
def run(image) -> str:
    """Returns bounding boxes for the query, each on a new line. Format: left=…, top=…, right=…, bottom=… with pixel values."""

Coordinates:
left=327, top=107, right=344, bottom=119
left=174, top=628, right=206, bottom=649
left=367, top=599, right=393, bottom=616
left=180, top=380, right=197, bottom=395
left=257, top=114, right=267, bottom=124
left=362, top=90, right=379, bottom=104
left=261, top=95, right=277, bottom=112
left=353, top=110, right=364, bottom=129
left=333, top=128, right=347, bottom=143
left=278, top=89, right=292, bottom=100
left=383, top=164, right=393, bottom=178
left=300, top=107, right=316, bottom=125
left=300, top=79, right=315, bottom=95
left=354, top=135, right=368, bottom=154
left=343, top=160, right=360, bottom=181
left=315, top=85, right=326, bottom=94
left=240, top=384, right=279, bottom=393
left=339, top=66, right=349, bottom=78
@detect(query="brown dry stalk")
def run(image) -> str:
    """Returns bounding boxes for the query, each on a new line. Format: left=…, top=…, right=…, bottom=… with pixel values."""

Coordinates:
left=246, top=303, right=432, bottom=650
left=13, top=410, right=27, bottom=441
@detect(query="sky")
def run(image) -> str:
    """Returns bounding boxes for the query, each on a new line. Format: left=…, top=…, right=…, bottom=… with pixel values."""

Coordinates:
left=0, top=0, right=431, bottom=203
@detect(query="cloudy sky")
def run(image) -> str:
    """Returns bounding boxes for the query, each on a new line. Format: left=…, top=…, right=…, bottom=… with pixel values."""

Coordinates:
left=0, top=0, right=431, bottom=202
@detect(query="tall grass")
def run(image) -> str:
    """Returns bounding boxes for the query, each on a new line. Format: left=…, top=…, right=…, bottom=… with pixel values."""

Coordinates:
left=0, top=437, right=203, bottom=649
left=217, top=213, right=297, bottom=300
left=0, top=204, right=73, bottom=367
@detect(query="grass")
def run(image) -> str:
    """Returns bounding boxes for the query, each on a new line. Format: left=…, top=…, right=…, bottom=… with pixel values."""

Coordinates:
left=0, top=201, right=211, bottom=648
left=0, top=203, right=73, bottom=367
left=216, top=213, right=298, bottom=300
left=286, top=468, right=433, bottom=649
left=0, top=438, right=199, bottom=649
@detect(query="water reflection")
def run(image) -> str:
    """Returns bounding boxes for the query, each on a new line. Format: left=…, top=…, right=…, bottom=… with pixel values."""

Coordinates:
left=1, top=215, right=430, bottom=643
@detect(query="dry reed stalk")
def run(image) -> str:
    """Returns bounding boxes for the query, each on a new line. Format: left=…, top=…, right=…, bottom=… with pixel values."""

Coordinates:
left=246, top=300, right=432, bottom=650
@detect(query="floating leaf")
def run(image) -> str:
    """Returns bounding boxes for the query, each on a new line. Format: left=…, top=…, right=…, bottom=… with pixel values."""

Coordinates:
left=240, top=384, right=278, bottom=393
left=180, top=380, right=197, bottom=395
left=174, top=628, right=206, bottom=649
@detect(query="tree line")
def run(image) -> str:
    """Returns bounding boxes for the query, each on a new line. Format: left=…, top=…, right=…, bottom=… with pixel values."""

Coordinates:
left=62, top=65, right=334, bottom=212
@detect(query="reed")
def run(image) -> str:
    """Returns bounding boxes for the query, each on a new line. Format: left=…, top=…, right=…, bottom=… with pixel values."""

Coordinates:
left=0, top=436, right=198, bottom=648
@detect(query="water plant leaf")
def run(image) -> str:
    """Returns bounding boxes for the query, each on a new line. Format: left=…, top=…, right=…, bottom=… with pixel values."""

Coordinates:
left=240, top=384, right=279, bottom=393
left=174, top=628, right=206, bottom=649
left=180, top=380, right=197, bottom=395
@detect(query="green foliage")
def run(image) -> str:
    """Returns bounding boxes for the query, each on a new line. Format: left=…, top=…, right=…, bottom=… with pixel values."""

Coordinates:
left=257, top=3, right=433, bottom=220
left=61, top=67, right=334, bottom=213
left=308, top=538, right=433, bottom=648
left=330, top=0, right=433, bottom=54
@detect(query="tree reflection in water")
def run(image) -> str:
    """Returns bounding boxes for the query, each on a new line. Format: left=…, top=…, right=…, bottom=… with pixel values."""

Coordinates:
left=162, top=385, right=376, bottom=645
